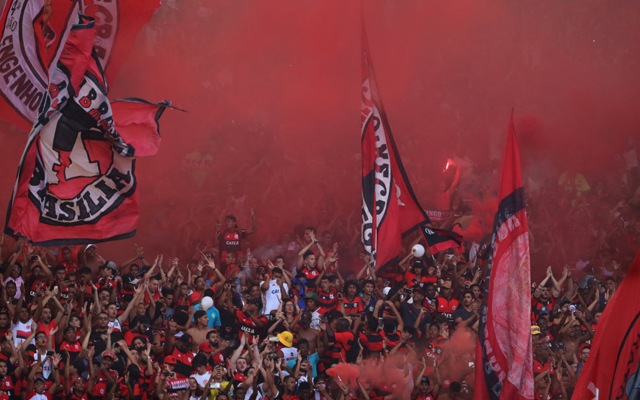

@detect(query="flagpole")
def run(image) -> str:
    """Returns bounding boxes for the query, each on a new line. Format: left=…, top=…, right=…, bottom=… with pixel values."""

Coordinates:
left=0, top=233, right=5, bottom=263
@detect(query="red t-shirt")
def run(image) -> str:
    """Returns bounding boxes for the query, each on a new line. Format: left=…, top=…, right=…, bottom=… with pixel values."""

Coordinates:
left=342, top=296, right=363, bottom=315
left=36, top=320, right=57, bottom=337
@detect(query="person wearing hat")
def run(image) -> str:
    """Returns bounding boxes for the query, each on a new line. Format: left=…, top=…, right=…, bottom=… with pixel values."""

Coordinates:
left=63, top=361, right=88, bottom=400
left=27, top=354, right=62, bottom=400
left=410, top=358, right=439, bottom=400
left=88, top=351, right=117, bottom=399
left=235, top=298, right=267, bottom=344
left=531, top=325, right=543, bottom=345
left=162, top=355, right=179, bottom=381
left=97, top=261, right=118, bottom=291
left=78, top=244, right=109, bottom=277
left=391, top=287, right=431, bottom=332
left=124, top=314, right=152, bottom=347
left=119, top=273, right=139, bottom=303
left=186, top=310, right=212, bottom=350
left=435, top=280, right=459, bottom=322
left=60, top=326, right=82, bottom=361
left=169, top=333, right=196, bottom=378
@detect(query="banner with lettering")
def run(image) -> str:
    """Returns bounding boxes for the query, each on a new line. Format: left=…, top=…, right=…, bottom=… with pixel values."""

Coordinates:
left=0, top=0, right=160, bottom=130
left=4, top=16, right=170, bottom=246
left=474, top=110, right=534, bottom=400
left=361, top=26, right=429, bottom=272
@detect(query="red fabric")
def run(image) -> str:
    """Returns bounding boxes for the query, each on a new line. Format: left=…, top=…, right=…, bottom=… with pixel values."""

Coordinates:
left=573, top=251, right=640, bottom=399
left=474, top=110, right=533, bottom=400
left=0, top=0, right=79, bottom=130
left=360, top=28, right=428, bottom=273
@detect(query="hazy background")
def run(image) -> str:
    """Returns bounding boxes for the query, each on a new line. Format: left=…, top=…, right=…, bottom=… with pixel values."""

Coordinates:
left=1, top=0, right=638, bottom=273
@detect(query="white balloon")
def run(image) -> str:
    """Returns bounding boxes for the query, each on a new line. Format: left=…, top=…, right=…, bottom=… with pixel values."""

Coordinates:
left=412, top=244, right=425, bottom=258
left=201, top=296, right=213, bottom=311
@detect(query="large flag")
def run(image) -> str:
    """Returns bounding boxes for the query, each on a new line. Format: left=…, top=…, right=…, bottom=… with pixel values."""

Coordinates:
left=474, top=110, right=534, bottom=400
left=4, top=15, right=171, bottom=246
left=572, top=250, right=640, bottom=400
left=361, top=28, right=429, bottom=271
left=0, top=0, right=160, bottom=130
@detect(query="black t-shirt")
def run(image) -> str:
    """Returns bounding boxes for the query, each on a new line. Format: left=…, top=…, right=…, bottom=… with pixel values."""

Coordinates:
left=452, top=306, right=475, bottom=323
left=400, top=303, right=431, bottom=331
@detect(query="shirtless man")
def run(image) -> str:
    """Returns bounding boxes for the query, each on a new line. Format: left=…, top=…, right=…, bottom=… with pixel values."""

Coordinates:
left=296, top=312, right=320, bottom=354
left=557, top=312, right=593, bottom=361
left=186, top=310, right=213, bottom=350
left=78, top=244, right=105, bottom=278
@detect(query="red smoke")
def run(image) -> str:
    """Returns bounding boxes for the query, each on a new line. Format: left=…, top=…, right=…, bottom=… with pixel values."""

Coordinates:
left=0, top=0, right=639, bottom=275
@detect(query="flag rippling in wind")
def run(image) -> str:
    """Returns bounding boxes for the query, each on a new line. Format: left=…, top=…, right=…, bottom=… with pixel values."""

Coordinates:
left=2, top=1, right=172, bottom=246
left=361, top=26, right=429, bottom=272
left=474, top=110, right=534, bottom=400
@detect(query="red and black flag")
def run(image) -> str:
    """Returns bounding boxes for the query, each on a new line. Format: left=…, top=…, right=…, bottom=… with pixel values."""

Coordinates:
left=361, top=27, right=428, bottom=272
left=4, top=15, right=172, bottom=246
left=573, top=250, right=640, bottom=400
left=474, top=110, right=534, bottom=400
left=0, top=0, right=160, bottom=131
left=0, top=0, right=80, bottom=130
left=419, top=226, right=462, bottom=254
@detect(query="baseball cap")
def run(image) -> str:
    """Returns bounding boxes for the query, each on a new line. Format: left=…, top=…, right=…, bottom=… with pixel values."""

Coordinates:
left=246, top=298, right=262, bottom=308
left=102, top=261, right=118, bottom=271
left=199, top=342, right=213, bottom=352
left=34, top=377, right=46, bottom=384
left=164, top=355, right=177, bottom=365
left=420, top=376, right=430, bottom=384
left=441, top=280, right=452, bottom=289
left=103, top=351, right=116, bottom=359
left=539, top=306, right=550, bottom=315
left=531, top=325, right=542, bottom=335
left=122, top=273, right=139, bottom=285
left=305, top=292, right=318, bottom=300
left=300, top=311, right=312, bottom=323
left=180, top=334, right=193, bottom=345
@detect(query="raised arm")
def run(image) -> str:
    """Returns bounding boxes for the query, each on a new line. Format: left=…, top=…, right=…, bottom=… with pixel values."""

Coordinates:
left=246, top=208, right=258, bottom=236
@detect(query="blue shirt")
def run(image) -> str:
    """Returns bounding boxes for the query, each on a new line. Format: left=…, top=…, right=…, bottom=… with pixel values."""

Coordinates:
left=193, top=304, right=222, bottom=327
left=287, top=352, right=320, bottom=378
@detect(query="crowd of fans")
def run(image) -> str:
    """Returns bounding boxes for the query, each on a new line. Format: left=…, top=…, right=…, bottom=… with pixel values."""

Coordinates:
left=0, top=152, right=637, bottom=400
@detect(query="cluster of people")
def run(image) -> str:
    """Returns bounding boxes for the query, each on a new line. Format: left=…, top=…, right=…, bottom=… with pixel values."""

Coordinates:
left=0, top=148, right=637, bottom=400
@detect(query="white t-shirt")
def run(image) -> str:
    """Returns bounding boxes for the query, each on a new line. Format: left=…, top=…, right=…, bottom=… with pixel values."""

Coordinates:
left=281, top=347, right=298, bottom=364
left=12, top=318, right=34, bottom=347
left=108, top=319, right=122, bottom=333
left=191, top=372, right=211, bottom=388
left=310, top=310, right=321, bottom=330
left=260, top=280, right=289, bottom=315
